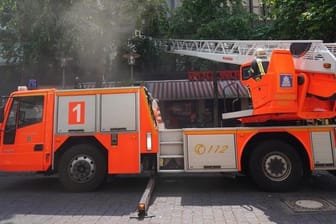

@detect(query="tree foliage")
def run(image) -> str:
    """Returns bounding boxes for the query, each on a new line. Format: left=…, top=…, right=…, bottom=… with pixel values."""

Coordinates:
left=169, top=0, right=256, bottom=39
left=122, top=0, right=170, bottom=77
left=165, top=0, right=258, bottom=71
left=0, top=0, right=169, bottom=84
left=60, top=0, right=135, bottom=80
left=0, top=0, right=335, bottom=87
left=134, top=0, right=169, bottom=37
left=263, top=0, right=336, bottom=42
left=1, top=0, right=74, bottom=65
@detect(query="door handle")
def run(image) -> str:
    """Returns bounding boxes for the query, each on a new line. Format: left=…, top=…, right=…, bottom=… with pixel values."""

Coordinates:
left=34, top=144, right=44, bottom=151
left=111, top=133, right=118, bottom=146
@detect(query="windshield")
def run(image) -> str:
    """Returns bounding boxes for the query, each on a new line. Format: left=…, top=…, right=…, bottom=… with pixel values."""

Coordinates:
left=0, top=106, right=3, bottom=123
left=241, top=65, right=251, bottom=80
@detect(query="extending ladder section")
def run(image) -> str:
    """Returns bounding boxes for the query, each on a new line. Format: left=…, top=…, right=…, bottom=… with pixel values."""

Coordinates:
left=155, top=39, right=336, bottom=74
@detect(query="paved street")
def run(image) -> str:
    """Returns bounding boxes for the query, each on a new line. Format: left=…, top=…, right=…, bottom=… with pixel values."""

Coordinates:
left=1, top=171, right=336, bottom=224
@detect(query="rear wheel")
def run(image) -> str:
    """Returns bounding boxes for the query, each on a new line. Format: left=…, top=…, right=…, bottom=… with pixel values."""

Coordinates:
left=59, top=144, right=107, bottom=192
left=248, top=140, right=303, bottom=192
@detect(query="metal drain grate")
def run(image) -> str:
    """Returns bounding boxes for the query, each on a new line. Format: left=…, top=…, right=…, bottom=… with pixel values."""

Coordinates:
left=283, top=197, right=336, bottom=213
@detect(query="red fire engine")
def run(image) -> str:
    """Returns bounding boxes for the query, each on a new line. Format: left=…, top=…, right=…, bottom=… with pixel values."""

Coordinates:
left=0, top=40, right=335, bottom=215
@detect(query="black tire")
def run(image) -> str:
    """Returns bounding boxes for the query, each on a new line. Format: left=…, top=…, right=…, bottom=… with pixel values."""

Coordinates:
left=58, top=144, right=107, bottom=192
left=248, top=140, right=303, bottom=192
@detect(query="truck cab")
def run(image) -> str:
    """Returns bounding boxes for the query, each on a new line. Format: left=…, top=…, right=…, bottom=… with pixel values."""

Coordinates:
left=0, top=86, right=161, bottom=192
left=0, top=88, right=55, bottom=172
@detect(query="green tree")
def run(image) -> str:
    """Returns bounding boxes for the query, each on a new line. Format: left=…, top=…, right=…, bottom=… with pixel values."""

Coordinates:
left=169, top=0, right=257, bottom=39
left=0, top=0, right=22, bottom=63
left=125, top=0, right=170, bottom=77
left=0, top=0, right=169, bottom=85
left=1, top=0, right=78, bottom=84
left=165, top=0, right=258, bottom=73
left=263, top=0, right=336, bottom=42
left=134, top=0, right=169, bottom=37
left=61, top=0, right=134, bottom=82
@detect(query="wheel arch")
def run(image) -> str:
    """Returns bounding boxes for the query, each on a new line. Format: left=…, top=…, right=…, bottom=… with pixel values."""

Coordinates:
left=241, top=132, right=310, bottom=176
left=54, top=136, right=108, bottom=172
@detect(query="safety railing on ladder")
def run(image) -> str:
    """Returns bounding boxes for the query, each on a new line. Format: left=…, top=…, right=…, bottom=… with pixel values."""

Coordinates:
left=325, top=43, right=336, bottom=57
left=154, top=39, right=336, bottom=75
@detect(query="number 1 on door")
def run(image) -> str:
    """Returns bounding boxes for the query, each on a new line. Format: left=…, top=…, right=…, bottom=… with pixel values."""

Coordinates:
left=68, top=101, right=85, bottom=124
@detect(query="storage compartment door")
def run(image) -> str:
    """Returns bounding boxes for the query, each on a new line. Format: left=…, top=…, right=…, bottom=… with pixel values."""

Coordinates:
left=56, top=95, right=96, bottom=133
left=100, top=93, right=137, bottom=132
left=311, top=131, right=334, bottom=166
left=186, top=134, right=237, bottom=170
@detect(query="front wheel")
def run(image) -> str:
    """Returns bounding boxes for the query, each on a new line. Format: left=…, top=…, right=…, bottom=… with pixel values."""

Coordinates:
left=248, top=140, right=303, bottom=192
left=58, top=144, right=107, bottom=192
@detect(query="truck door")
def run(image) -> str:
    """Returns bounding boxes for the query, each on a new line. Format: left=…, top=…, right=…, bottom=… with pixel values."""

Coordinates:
left=0, top=94, right=51, bottom=171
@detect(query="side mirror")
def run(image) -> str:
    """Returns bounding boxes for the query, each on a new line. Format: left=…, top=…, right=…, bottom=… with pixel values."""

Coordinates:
left=0, top=107, right=3, bottom=122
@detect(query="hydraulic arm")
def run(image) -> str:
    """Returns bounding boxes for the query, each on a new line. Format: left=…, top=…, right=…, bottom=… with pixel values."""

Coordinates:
left=156, top=39, right=336, bottom=123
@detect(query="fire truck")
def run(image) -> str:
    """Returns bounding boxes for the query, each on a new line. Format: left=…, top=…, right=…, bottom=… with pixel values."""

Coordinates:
left=0, top=40, right=335, bottom=215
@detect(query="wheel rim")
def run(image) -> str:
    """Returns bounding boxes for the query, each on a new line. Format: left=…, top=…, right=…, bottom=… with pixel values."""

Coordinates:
left=262, top=152, right=292, bottom=182
left=68, top=155, right=96, bottom=183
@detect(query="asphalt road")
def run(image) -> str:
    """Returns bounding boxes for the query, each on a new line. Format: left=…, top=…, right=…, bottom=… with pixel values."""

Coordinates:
left=1, top=171, right=336, bottom=224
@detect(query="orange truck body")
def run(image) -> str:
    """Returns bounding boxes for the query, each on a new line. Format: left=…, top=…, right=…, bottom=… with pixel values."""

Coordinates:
left=0, top=84, right=336, bottom=192
left=240, top=49, right=336, bottom=123
left=0, top=46, right=335, bottom=192
left=0, top=87, right=159, bottom=174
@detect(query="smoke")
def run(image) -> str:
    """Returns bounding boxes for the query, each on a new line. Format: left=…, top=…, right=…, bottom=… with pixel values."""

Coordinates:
left=61, top=0, right=138, bottom=81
